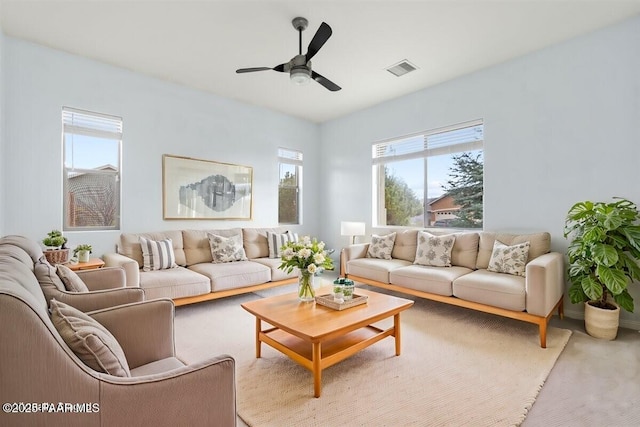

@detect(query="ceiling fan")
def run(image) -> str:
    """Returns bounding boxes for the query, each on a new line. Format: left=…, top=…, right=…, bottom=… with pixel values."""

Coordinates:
left=236, top=17, right=341, bottom=91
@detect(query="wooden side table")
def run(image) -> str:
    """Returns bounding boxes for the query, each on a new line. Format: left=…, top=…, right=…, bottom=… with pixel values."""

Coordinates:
left=67, top=258, right=105, bottom=271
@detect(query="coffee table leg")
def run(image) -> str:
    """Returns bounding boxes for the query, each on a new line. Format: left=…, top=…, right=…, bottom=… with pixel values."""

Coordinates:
left=394, top=313, right=402, bottom=356
left=313, top=342, right=322, bottom=398
left=255, top=317, right=262, bottom=358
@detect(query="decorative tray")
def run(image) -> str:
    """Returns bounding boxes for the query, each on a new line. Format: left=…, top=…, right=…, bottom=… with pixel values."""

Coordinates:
left=315, top=294, right=368, bottom=311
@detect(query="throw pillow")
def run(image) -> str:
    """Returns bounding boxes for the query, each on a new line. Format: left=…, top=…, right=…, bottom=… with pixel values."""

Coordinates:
left=487, top=240, right=530, bottom=277
left=266, top=231, right=299, bottom=258
left=49, top=299, right=131, bottom=377
left=56, top=264, right=89, bottom=292
left=139, top=237, right=177, bottom=272
left=367, top=232, right=396, bottom=260
left=208, top=233, right=248, bottom=263
left=414, top=231, right=456, bottom=267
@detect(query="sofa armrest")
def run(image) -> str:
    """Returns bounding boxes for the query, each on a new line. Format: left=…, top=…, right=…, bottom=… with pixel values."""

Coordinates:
left=525, top=252, right=565, bottom=317
left=103, top=253, right=140, bottom=287
left=43, top=287, right=145, bottom=312
left=76, top=267, right=126, bottom=291
left=340, top=244, right=369, bottom=276
left=97, top=355, right=236, bottom=427
left=89, top=299, right=175, bottom=369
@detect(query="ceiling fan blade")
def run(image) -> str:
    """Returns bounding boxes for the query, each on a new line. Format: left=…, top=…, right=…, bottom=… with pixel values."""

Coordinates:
left=305, top=22, right=332, bottom=62
left=273, top=63, right=287, bottom=72
left=311, top=71, right=341, bottom=91
left=236, top=67, right=272, bottom=73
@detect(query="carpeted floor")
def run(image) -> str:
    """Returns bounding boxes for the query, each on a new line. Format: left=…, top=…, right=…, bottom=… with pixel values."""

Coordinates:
left=174, top=283, right=571, bottom=427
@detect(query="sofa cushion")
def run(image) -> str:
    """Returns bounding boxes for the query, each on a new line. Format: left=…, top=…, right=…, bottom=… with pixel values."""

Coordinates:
left=208, top=232, right=248, bottom=263
left=449, top=232, right=480, bottom=270
left=453, top=269, right=526, bottom=312
left=414, top=232, right=455, bottom=267
left=139, top=267, right=211, bottom=300
left=182, top=228, right=242, bottom=265
left=390, top=265, right=473, bottom=296
left=476, top=232, right=550, bottom=269
left=242, top=227, right=288, bottom=259
left=346, top=257, right=411, bottom=284
left=50, top=299, right=130, bottom=377
left=487, top=240, right=530, bottom=277
left=189, top=261, right=271, bottom=292
left=266, top=231, right=299, bottom=258
left=57, top=264, right=89, bottom=292
left=119, top=231, right=186, bottom=267
left=390, top=229, right=419, bottom=262
left=251, top=257, right=298, bottom=281
left=140, top=237, right=178, bottom=272
left=367, top=232, right=396, bottom=260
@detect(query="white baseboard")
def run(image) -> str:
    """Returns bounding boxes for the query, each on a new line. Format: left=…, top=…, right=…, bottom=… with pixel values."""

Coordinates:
left=563, top=308, right=640, bottom=332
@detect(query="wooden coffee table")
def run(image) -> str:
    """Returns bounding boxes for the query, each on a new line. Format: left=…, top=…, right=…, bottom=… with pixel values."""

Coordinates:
left=241, top=287, right=413, bottom=397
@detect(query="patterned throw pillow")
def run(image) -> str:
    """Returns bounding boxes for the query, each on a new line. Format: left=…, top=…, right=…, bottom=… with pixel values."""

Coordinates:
left=414, top=231, right=456, bottom=267
left=487, top=240, right=530, bottom=277
left=139, top=237, right=177, bottom=272
left=367, top=232, right=397, bottom=260
left=50, top=299, right=131, bottom=377
left=208, top=233, right=248, bottom=263
left=266, top=231, right=299, bottom=258
left=56, top=264, right=90, bottom=292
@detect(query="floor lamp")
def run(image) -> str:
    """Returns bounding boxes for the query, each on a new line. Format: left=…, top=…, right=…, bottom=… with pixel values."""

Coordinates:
left=341, top=221, right=366, bottom=245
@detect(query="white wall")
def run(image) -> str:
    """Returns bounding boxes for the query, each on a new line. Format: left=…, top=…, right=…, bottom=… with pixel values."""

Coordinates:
left=2, top=38, right=321, bottom=256
left=0, top=22, right=5, bottom=236
left=320, top=16, right=640, bottom=328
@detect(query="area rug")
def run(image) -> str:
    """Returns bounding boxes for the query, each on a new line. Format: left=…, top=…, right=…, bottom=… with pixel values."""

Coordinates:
left=173, top=288, right=571, bottom=427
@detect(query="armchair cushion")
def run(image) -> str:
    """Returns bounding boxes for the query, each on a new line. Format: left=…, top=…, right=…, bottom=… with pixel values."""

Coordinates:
left=56, top=264, right=89, bottom=292
left=50, top=299, right=131, bottom=377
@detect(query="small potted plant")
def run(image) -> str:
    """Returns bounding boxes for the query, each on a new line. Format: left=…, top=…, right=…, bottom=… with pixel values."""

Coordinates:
left=564, top=197, right=640, bottom=340
left=73, top=244, right=93, bottom=263
left=42, top=230, right=70, bottom=264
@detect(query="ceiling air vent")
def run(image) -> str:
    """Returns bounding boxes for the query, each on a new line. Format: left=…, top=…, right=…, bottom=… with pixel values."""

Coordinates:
left=386, top=59, right=418, bottom=77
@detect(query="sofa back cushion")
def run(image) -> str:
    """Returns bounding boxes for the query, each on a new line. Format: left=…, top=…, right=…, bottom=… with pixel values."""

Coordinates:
left=242, top=227, right=288, bottom=259
left=119, top=231, right=185, bottom=267
left=390, top=229, right=419, bottom=262
left=476, top=232, right=550, bottom=269
left=449, top=232, right=480, bottom=270
left=182, top=229, right=242, bottom=265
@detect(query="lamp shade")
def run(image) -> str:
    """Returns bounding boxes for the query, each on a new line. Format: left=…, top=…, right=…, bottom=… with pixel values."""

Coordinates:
left=340, top=221, right=366, bottom=237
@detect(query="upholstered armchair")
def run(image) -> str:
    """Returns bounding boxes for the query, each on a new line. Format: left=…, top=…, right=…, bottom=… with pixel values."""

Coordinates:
left=0, top=250, right=237, bottom=426
left=0, top=235, right=144, bottom=312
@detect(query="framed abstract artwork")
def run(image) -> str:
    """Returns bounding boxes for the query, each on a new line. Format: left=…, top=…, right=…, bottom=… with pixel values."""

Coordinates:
left=162, top=154, right=253, bottom=220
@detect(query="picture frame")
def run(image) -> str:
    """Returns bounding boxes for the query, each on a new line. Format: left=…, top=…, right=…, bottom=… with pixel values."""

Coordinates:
left=162, top=154, right=253, bottom=220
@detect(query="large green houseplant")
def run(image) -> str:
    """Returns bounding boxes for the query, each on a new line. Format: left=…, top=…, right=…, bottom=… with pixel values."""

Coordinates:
left=564, top=198, right=640, bottom=338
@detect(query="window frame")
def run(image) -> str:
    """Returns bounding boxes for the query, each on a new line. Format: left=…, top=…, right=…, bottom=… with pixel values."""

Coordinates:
left=372, top=120, right=484, bottom=228
left=62, top=107, right=123, bottom=231
left=277, top=147, right=303, bottom=225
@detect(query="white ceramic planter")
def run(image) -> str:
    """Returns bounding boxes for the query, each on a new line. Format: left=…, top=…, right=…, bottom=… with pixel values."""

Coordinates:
left=584, top=301, right=620, bottom=340
left=78, top=250, right=91, bottom=263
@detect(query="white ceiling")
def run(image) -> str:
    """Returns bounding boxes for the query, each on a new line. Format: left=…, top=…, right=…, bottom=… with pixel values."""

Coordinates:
left=2, top=1, right=640, bottom=123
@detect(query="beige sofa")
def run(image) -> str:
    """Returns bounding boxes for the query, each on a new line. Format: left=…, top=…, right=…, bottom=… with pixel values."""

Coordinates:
left=341, top=229, right=564, bottom=348
left=104, top=227, right=298, bottom=305
left=0, top=236, right=237, bottom=426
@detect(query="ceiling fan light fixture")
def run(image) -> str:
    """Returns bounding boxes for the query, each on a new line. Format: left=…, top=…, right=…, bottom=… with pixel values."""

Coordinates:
left=290, top=67, right=311, bottom=85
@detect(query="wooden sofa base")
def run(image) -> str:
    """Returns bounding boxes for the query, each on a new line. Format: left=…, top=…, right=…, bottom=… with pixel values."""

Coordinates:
left=346, top=275, right=564, bottom=348
left=173, top=277, right=298, bottom=307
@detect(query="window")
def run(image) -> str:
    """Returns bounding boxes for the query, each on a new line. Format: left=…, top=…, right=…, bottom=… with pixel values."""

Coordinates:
left=63, top=107, right=122, bottom=231
left=372, top=120, right=483, bottom=228
left=278, top=148, right=303, bottom=224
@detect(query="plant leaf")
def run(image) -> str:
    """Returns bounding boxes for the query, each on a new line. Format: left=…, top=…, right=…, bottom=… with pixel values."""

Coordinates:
left=581, top=276, right=603, bottom=301
left=620, top=252, right=640, bottom=281
left=622, top=225, right=640, bottom=252
left=569, top=282, right=588, bottom=304
left=596, top=265, right=628, bottom=295
left=592, top=243, right=618, bottom=267
left=614, top=290, right=634, bottom=313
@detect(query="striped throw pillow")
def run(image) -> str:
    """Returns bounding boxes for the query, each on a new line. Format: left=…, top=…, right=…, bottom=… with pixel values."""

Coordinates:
left=139, top=237, right=177, bottom=271
left=267, top=231, right=299, bottom=258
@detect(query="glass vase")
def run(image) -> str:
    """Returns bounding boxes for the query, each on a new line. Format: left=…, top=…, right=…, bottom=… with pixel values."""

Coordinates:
left=298, top=270, right=316, bottom=302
